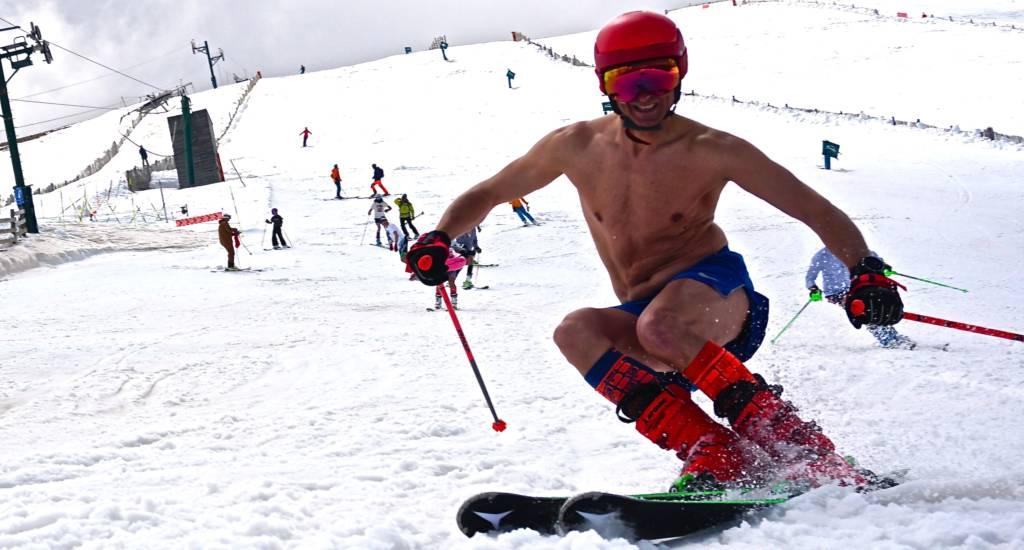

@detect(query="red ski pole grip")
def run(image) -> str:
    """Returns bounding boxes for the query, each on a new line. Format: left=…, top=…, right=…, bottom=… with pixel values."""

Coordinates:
left=850, top=299, right=865, bottom=316
left=417, top=256, right=433, bottom=270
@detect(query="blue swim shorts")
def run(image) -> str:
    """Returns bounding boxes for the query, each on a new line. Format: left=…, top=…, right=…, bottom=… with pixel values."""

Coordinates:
left=610, top=246, right=770, bottom=362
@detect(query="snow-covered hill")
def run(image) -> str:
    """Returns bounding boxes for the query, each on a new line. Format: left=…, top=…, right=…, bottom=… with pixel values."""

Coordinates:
left=540, top=1, right=1024, bottom=135
left=1, top=2, right=1023, bottom=548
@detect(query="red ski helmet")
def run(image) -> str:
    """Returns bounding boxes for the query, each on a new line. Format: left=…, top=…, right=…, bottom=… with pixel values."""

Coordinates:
left=594, top=11, right=688, bottom=95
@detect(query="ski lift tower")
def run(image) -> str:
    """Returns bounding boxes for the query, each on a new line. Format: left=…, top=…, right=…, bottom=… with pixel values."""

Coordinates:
left=0, top=21, right=54, bottom=234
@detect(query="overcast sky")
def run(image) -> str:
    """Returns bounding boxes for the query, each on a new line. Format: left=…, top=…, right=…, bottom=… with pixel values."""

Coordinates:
left=1, top=1, right=688, bottom=138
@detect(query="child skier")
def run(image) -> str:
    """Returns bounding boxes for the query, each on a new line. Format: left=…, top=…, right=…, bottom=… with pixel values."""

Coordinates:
left=265, top=208, right=288, bottom=249
left=432, top=250, right=467, bottom=310
left=383, top=219, right=402, bottom=251
left=453, top=226, right=482, bottom=289
left=300, top=127, right=312, bottom=147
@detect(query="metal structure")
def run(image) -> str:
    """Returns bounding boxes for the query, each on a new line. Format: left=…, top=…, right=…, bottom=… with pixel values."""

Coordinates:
left=1, top=21, right=54, bottom=234
left=191, top=39, right=224, bottom=89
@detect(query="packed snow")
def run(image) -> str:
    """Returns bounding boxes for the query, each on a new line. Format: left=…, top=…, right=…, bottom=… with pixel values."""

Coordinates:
left=538, top=0, right=1024, bottom=136
left=2, top=1, right=1023, bottom=548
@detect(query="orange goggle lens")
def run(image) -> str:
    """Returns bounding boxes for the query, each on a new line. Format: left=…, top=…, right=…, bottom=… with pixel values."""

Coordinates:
left=602, top=60, right=680, bottom=102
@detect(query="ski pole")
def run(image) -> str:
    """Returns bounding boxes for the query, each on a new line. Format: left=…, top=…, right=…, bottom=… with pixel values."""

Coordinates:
left=884, top=269, right=968, bottom=293
left=360, top=214, right=371, bottom=246
left=849, top=301, right=1022, bottom=342
left=238, top=239, right=253, bottom=256
left=283, top=229, right=294, bottom=247
left=770, top=298, right=813, bottom=345
left=437, top=284, right=507, bottom=432
left=903, top=311, right=1022, bottom=342
left=261, top=222, right=268, bottom=249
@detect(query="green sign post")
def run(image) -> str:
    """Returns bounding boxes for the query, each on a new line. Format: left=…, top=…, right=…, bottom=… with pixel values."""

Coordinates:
left=182, top=95, right=195, bottom=188
left=440, top=41, right=449, bottom=61
left=822, top=140, right=840, bottom=170
left=506, top=69, right=515, bottom=88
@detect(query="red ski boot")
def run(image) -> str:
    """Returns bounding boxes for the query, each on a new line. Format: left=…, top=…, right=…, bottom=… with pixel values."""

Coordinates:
left=683, top=342, right=869, bottom=487
left=618, top=382, right=774, bottom=489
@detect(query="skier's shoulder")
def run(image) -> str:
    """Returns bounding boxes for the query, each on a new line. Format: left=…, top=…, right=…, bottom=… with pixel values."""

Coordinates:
left=549, top=119, right=603, bottom=147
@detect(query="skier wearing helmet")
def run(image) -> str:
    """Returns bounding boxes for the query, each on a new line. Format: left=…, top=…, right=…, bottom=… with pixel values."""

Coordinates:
left=367, top=196, right=392, bottom=246
left=407, top=11, right=902, bottom=491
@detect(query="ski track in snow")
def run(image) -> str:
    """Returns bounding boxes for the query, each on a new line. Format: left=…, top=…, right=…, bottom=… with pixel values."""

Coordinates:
left=1, top=2, right=1024, bottom=548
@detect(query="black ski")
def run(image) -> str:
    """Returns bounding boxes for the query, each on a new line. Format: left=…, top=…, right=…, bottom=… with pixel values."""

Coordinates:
left=555, top=470, right=904, bottom=540
left=557, top=491, right=784, bottom=540
left=457, top=489, right=741, bottom=538
left=211, top=268, right=264, bottom=273
left=458, top=471, right=904, bottom=539
left=457, top=492, right=566, bottom=536
left=323, top=195, right=376, bottom=201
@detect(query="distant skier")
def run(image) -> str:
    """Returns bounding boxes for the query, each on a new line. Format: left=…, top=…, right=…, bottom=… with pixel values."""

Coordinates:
left=398, top=234, right=409, bottom=261
left=218, top=214, right=240, bottom=270
left=138, top=145, right=149, bottom=167
left=806, top=247, right=914, bottom=349
left=331, top=164, right=343, bottom=199
left=300, top=65, right=306, bottom=74
left=371, top=163, right=389, bottom=195
left=394, top=194, right=419, bottom=237
left=265, top=208, right=288, bottom=249
left=453, top=226, right=482, bottom=289
left=300, top=127, right=312, bottom=147
left=367, top=196, right=392, bottom=246
left=383, top=219, right=402, bottom=251
left=399, top=234, right=416, bottom=279
left=432, top=250, right=467, bottom=310
left=510, top=197, right=538, bottom=226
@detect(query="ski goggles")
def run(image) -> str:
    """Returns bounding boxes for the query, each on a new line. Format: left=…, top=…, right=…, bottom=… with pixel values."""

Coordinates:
left=602, top=59, right=680, bottom=103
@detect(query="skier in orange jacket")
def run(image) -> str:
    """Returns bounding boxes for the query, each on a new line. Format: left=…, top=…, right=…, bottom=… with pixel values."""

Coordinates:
left=330, top=164, right=342, bottom=199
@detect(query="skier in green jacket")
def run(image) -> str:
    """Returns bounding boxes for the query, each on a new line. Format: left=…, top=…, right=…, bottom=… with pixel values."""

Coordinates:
left=394, top=194, right=419, bottom=238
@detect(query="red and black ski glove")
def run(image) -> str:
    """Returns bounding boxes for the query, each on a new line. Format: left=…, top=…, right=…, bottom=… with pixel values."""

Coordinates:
left=844, top=256, right=905, bottom=328
left=406, top=230, right=451, bottom=286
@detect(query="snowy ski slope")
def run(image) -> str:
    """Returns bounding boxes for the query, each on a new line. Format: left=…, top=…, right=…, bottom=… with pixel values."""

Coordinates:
left=2, top=2, right=1023, bottom=548
left=540, top=1, right=1024, bottom=135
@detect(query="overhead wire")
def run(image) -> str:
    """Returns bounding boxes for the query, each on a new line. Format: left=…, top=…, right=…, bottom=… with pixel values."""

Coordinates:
left=12, top=97, right=121, bottom=110
left=0, top=15, right=166, bottom=91
left=13, top=46, right=185, bottom=100
left=0, top=15, right=182, bottom=133
left=14, top=108, right=111, bottom=129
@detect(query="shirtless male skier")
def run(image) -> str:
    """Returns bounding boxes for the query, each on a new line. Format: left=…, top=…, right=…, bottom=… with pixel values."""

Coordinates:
left=407, top=12, right=904, bottom=490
